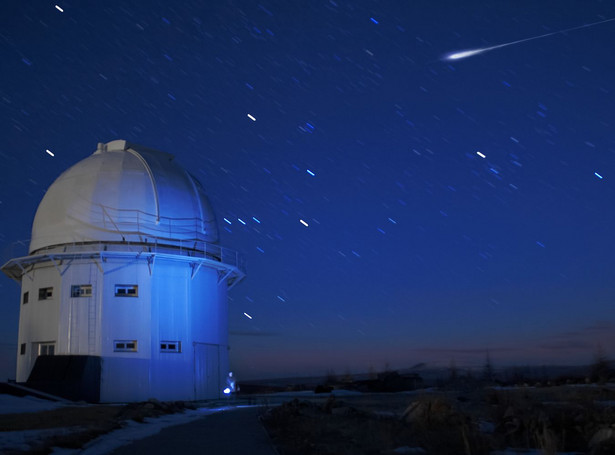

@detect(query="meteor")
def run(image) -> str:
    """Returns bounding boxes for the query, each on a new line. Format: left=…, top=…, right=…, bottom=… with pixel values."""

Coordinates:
left=444, top=16, right=615, bottom=61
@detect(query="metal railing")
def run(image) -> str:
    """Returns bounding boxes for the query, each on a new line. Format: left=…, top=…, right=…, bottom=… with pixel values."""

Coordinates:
left=1, top=205, right=245, bottom=272
left=98, top=204, right=217, bottom=241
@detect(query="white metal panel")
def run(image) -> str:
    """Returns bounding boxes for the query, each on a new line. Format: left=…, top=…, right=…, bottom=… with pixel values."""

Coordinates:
left=16, top=265, right=62, bottom=382
left=29, top=140, right=219, bottom=254
left=193, top=343, right=222, bottom=400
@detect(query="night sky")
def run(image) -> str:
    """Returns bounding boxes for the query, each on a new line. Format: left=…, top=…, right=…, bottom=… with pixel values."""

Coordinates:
left=2, top=1, right=615, bottom=381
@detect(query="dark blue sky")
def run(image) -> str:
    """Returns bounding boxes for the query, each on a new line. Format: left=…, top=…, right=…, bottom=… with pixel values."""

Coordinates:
left=2, top=1, right=615, bottom=380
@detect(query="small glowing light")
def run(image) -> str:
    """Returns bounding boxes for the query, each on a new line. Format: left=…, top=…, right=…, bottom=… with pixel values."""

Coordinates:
left=45, top=149, right=55, bottom=157
left=595, top=172, right=604, bottom=179
left=476, top=151, right=486, bottom=158
left=238, top=218, right=246, bottom=225
left=55, top=5, right=64, bottom=12
left=247, top=113, right=256, bottom=121
left=277, top=295, right=286, bottom=302
left=306, top=169, right=315, bottom=176
left=243, top=312, right=253, bottom=319
left=223, top=218, right=232, bottom=225
left=299, top=219, right=309, bottom=227
left=388, top=217, right=397, bottom=224
left=370, top=17, right=379, bottom=24
left=252, top=216, right=261, bottom=223
left=223, top=387, right=231, bottom=395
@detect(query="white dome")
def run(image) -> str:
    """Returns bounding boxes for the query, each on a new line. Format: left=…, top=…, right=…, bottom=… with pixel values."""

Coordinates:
left=30, top=140, right=219, bottom=253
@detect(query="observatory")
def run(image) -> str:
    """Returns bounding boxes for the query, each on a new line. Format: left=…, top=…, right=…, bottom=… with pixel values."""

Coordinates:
left=1, top=140, right=245, bottom=402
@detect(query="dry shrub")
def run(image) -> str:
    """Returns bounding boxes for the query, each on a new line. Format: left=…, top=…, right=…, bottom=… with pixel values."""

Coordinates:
left=401, top=395, right=490, bottom=455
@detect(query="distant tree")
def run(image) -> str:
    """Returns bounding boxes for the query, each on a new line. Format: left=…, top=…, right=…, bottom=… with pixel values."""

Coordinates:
left=482, top=351, right=495, bottom=383
left=341, top=368, right=354, bottom=383
left=325, top=368, right=337, bottom=384
left=589, top=346, right=611, bottom=384
left=448, top=358, right=458, bottom=382
left=368, top=365, right=377, bottom=380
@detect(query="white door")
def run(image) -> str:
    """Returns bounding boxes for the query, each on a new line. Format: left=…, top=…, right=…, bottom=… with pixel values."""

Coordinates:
left=68, top=272, right=97, bottom=354
left=193, top=343, right=221, bottom=399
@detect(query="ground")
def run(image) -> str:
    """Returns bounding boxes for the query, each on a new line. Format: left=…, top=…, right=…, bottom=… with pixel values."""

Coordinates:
left=0, top=397, right=197, bottom=454
left=261, top=385, right=615, bottom=455
left=3, top=382, right=615, bottom=454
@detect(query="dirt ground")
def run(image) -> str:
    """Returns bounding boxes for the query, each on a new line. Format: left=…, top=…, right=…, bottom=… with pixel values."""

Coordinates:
left=0, top=399, right=195, bottom=454
left=261, top=386, right=615, bottom=455
left=4, top=384, right=615, bottom=454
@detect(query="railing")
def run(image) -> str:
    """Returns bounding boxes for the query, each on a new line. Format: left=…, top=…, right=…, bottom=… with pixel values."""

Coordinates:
left=0, top=240, right=29, bottom=265
left=1, top=205, right=246, bottom=273
left=98, top=204, right=217, bottom=242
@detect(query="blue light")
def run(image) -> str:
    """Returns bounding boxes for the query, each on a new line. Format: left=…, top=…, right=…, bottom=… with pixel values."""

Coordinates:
left=252, top=216, right=261, bottom=223
left=238, top=218, right=246, bottom=225
left=306, top=169, right=315, bottom=176
left=223, top=387, right=231, bottom=395
left=595, top=172, right=603, bottom=179
left=223, top=218, right=232, bottom=225
left=370, top=17, right=379, bottom=24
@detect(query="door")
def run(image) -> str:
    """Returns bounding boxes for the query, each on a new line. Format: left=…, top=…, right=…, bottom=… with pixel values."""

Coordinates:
left=193, top=342, right=221, bottom=400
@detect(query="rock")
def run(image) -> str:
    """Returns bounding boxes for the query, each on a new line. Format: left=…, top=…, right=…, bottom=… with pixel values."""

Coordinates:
left=331, top=406, right=356, bottom=416
left=478, top=420, right=495, bottom=434
left=589, top=427, right=615, bottom=449
left=401, top=397, right=455, bottom=425
left=315, top=384, right=333, bottom=394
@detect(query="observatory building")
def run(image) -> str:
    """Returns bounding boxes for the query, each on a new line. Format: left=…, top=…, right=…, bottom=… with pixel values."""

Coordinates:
left=1, top=140, right=245, bottom=402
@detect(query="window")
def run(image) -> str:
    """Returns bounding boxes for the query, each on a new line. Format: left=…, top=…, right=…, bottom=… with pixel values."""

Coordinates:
left=22, top=291, right=29, bottom=304
left=71, top=284, right=92, bottom=297
left=38, top=343, right=55, bottom=356
left=38, top=287, right=53, bottom=300
left=115, top=284, right=138, bottom=297
left=160, top=341, right=182, bottom=353
left=114, top=340, right=138, bottom=352
left=20, top=343, right=26, bottom=355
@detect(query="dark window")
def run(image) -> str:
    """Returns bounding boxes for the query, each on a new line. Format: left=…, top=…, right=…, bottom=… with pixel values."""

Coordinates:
left=115, top=285, right=138, bottom=297
left=39, top=344, right=55, bottom=356
left=71, top=284, right=92, bottom=297
left=114, top=340, right=138, bottom=352
left=38, top=287, right=53, bottom=300
left=20, top=343, right=26, bottom=355
left=160, top=341, right=181, bottom=353
left=22, top=291, right=29, bottom=304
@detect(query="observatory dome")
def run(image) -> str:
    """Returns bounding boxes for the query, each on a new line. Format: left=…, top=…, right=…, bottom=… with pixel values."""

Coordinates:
left=29, top=140, right=219, bottom=254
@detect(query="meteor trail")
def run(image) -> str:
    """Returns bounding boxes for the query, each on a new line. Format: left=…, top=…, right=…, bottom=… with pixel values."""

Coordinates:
left=444, top=16, right=615, bottom=61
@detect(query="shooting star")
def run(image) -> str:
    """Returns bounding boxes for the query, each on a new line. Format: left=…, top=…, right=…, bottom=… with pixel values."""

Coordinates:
left=444, top=16, right=615, bottom=61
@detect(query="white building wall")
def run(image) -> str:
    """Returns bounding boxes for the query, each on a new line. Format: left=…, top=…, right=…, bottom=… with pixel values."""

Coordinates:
left=97, top=256, right=229, bottom=402
left=99, top=259, right=152, bottom=402
left=149, top=259, right=192, bottom=401
left=14, top=253, right=232, bottom=402
left=59, top=261, right=101, bottom=357
left=16, top=265, right=62, bottom=382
